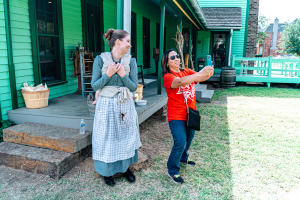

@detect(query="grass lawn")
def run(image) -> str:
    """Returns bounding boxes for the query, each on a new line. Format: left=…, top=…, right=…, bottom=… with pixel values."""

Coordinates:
left=0, top=86, right=299, bottom=200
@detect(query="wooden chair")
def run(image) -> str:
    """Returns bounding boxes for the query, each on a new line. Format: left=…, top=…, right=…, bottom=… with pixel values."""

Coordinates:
left=137, top=64, right=145, bottom=86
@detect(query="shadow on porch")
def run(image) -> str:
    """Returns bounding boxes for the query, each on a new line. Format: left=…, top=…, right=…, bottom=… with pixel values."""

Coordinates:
left=8, top=81, right=167, bottom=131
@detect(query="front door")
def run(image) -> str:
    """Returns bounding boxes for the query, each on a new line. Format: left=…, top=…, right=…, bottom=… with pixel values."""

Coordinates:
left=211, top=32, right=229, bottom=68
left=82, top=0, right=104, bottom=54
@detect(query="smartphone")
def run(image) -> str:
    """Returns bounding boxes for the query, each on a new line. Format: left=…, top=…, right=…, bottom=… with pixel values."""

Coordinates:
left=207, top=55, right=212, bottom=66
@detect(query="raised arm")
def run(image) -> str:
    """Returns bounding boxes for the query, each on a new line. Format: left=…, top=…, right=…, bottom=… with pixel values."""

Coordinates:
left=91, top=56, right=111, bottom=91
left=171, top=66, right=214, bottom=88
left=120, top=58, right=138, bottom=92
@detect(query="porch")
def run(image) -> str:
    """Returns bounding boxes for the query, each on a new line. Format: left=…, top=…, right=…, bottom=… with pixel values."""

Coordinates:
left=7, top=81, right=167, bottom=132
left=233, top=56, right=300, bottom=87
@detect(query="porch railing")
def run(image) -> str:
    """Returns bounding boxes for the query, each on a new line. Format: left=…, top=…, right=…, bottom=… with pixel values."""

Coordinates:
left=231, top=56, right=300, bottom=87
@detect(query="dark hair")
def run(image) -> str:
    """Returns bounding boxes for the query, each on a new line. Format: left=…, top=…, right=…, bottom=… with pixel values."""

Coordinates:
left=103, top=29, right=129, bottom=48
left=161, top=48, right=184, bottom=75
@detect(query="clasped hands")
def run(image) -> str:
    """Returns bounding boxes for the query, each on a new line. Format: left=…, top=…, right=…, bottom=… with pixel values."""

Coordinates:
left=106, top=63, right=126, bottom=78
left=199, top=66, right=214, bottom=78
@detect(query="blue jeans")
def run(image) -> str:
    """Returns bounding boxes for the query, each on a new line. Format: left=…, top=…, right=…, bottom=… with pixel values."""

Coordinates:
left=167, top=120, right=196, bottom=175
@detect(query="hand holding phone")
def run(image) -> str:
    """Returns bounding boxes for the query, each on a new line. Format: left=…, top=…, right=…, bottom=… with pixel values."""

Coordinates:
left=207, top=55, right=212, bottom=66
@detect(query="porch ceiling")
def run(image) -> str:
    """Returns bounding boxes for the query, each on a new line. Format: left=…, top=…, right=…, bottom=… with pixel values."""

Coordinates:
left=151, top=0, right=206, bottom=30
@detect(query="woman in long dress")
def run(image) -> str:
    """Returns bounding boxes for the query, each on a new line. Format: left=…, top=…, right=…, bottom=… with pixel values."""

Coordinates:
left=91, top=29, right=141, bottom=186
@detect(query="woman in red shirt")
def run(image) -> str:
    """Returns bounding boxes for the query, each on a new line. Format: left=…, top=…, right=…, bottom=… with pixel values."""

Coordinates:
left=162, top=49, right=214, bottom=184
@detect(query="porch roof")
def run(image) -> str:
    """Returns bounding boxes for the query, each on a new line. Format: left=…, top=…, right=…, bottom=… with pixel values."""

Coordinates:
left=201, top=7, right=242, bottom=30
left=151, top=0, right=207, bottom=30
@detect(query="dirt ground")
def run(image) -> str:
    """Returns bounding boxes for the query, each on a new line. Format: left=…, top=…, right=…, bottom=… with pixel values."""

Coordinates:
left=0, top=107, right=173, bottom=200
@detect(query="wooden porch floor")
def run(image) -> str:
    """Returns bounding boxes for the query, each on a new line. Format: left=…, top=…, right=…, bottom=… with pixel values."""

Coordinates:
left=8, top=81, right=167, bottom=131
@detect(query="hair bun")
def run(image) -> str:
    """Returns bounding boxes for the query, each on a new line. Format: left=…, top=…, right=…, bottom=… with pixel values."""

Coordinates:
left=104, top=29, right=114, bottom=41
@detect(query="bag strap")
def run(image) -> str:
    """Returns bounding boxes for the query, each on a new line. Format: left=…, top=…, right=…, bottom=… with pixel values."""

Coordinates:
left=179, top=86, right=189, bottom=114
left=170, top=71, right=190, bottom=114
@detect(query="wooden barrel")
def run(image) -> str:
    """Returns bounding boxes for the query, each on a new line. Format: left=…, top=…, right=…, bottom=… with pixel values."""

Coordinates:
left=220, top=67, right=236, bottom=88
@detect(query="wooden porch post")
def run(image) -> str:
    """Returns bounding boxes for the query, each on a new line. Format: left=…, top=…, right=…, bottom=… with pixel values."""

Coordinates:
left=123, top=0, right=131, bottom=33
left=188, top=26, right=192, bottom=68
left=157, top=0, right=165, bottom=95
left=4, top=0, right=18, bottom=109
left=267, top=56, right=272, bottom=87
left=228, top=29, right=233, bottom=66
left=117, top=0, right=123, bottom=29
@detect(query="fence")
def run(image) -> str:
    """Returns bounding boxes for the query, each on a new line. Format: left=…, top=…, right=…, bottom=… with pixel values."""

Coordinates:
left=232, top=56, right=300, bottom=87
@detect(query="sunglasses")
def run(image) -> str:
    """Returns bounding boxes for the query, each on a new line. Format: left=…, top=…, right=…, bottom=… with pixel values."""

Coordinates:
left=169, top=55, right=180, bottom=60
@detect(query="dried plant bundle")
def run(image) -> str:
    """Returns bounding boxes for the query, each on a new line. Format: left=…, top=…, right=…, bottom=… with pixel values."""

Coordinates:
left=174, top=25, right=185, bottom=69
left=189, top=42, right=194, bottom=70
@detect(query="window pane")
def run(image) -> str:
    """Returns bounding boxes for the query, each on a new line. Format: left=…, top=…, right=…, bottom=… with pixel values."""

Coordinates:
left=38, top=36, right=58, bottom=58
left=40, top=61, right=60, bottom=82
left=37, top=12, right=57, bottom=34
left=36, top=0, right=62, bottom=83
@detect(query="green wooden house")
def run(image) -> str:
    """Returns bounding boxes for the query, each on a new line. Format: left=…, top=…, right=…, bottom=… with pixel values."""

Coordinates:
left=0, top=0, right=258, bottom=122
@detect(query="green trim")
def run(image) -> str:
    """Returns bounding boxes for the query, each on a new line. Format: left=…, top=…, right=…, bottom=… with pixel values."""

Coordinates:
left=46, top=80, right=68, bottom=87
left=117, top=0, right=123, bottom=29
left=243, top=0, right=250, bottom=57
left=0, top=101, right=2, bottom=122
left=180, top=0, right=205, bottom=30
left=57, top=0, right=66, bottom=81
left=157, top=0, right=166, bottom=95
left=28, top=0, right=41, bottom=84
left=29, top=0, right=66, bottom=84
left=4, top=0, right=18, bottom=109
left=188, top=27, right=192, bottom=68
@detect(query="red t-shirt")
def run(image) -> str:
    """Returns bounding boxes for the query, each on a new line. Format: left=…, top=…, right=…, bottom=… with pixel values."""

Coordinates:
left=163, top=69, right=197, bottom=121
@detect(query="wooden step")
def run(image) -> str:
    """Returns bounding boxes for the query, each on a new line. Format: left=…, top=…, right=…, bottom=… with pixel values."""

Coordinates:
left=3, top=122, right=91, bottom=153
left=0, top=142, right=90, bottom=179
left=197, top=90, right=214, bottom=103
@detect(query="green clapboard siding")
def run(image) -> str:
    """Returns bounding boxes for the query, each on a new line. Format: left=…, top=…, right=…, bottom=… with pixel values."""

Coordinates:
left=132, top=0, right=179, bottom=74
left=0, top=0, right=12, bottom=120
left=198, top=0, right=247, bottom=60
left=48, top=0, right=82, bottom=99
left=0, top=0, right=83, bottom=120
left=9, top=0, right=34, bottom=108
left=103, top=0, right=117, bottom=52
left=196, top=31, right=211, bottom=59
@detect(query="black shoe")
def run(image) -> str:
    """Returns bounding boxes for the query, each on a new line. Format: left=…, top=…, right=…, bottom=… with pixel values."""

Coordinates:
left=168, top=174, right=184, bottom=184
left=104, top=176, right=115, bottom=186
left=123, top=169, right=136, bottom=183
left=181, top=160, right=196, bottom=166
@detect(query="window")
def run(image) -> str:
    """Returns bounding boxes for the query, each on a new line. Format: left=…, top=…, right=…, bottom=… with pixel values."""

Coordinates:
left=29, top=0, right=65, bottom=84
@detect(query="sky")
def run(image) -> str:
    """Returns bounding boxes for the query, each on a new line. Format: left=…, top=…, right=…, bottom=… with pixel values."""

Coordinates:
left=259, top=0, right=300, bottom=23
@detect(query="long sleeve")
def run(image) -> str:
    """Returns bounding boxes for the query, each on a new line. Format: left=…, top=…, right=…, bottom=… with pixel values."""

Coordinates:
left=121, top=58, right=138, bottom=92
left=91, top=56, right=111, bottom=91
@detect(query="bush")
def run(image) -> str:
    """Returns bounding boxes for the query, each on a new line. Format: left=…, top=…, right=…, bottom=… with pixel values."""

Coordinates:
left=0, top=120, right=14, bottom=142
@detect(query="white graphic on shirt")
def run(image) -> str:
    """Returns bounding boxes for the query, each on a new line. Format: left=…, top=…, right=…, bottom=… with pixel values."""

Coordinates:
left=176, top=83, right=195, bottom=101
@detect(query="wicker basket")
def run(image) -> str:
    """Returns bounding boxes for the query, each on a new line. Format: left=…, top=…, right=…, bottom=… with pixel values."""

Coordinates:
left=22, top=89, right=50, bottom=109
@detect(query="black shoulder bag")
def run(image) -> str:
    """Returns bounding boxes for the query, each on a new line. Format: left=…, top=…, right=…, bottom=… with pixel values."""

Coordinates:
left=180, top=87, right=201, bottom=131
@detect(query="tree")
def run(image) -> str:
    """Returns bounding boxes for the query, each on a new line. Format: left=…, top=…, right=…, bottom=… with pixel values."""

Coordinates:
left=257, top=16, right=269, bottom=44
left=281, top=19, right=300, bottom=56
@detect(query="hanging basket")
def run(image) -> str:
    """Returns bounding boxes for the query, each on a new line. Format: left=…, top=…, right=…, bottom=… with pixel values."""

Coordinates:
left=21, top=89, right=50, bottom=109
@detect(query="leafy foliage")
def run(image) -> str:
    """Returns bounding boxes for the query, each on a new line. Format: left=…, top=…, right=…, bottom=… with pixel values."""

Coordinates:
left=281, top=19, right=300, bottom=56
left=257, top=16, right=269, bottom=44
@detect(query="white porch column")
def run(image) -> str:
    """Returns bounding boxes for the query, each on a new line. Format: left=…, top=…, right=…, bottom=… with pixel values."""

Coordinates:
left=123, top=0, right=131, bottom=34
left=228, top=29, right=233, bottom=66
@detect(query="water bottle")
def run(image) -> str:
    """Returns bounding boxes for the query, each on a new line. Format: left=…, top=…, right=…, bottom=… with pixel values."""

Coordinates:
left=80, top=119, right=86, bottom=135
